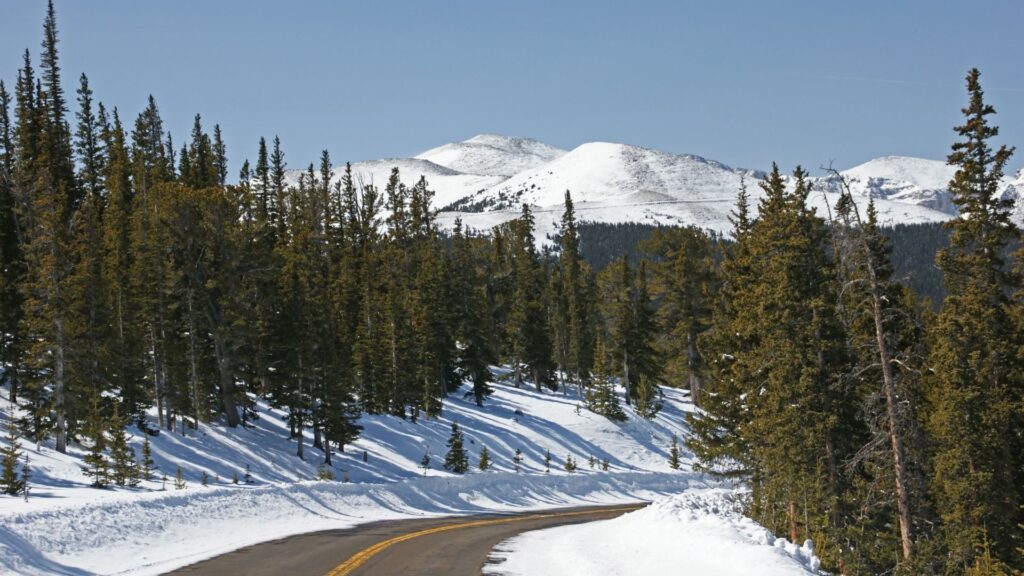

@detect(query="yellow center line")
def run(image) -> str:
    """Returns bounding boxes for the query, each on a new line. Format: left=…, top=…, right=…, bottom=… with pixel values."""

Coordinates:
left=325, top=505, right=642, bottom=576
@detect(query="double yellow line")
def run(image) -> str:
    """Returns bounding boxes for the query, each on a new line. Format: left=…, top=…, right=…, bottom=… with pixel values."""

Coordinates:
left=325, top=506, right=640, bottom=576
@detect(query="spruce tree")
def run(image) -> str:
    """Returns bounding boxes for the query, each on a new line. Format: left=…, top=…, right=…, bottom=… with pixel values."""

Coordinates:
left=1, top=418, right=25, bottom=495
left=81, top=393, right=109, bottom=488
left=0, top=80, right=25, bottom=407
left=443, top=422, right=469, bottom=473
left=669, top=435, right=680, bottom=470
left=140, top=435, right=155, bottom=482
left=74, top=73, right=105, bottom=202
left=174, top=465, right=185, bottom=490
left=478, top=445, right=491, bottom=471
left=927, top=68, right=1021, bottom=571
left=108, top=403, right=136, bottom=486
left=643, top=227, right=716, bottom=405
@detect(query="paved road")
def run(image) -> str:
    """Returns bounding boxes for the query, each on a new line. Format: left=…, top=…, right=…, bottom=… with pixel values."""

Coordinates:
left=165, top=503, right=645, bottom=576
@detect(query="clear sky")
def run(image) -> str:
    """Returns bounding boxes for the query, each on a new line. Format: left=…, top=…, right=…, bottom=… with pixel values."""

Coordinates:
left=2, top=0, right=1022, bottom=176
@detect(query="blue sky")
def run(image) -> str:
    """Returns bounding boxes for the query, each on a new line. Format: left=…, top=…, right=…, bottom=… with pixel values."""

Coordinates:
left=2, top=0, right=1022, bottom=176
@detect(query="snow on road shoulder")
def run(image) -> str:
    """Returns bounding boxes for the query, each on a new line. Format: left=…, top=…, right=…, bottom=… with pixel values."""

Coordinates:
left=485, top=489, right=822, bottom=576
left=0, top=471, right=702, bottom=576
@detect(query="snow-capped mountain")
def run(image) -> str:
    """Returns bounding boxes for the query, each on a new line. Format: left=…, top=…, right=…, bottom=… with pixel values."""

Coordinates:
left=416, top=134, right=566, bottom=178
left=284, top=133, right=1024, bottom=238
left=431, top=139, right=953, bottom=239
left=447, top=141, right=764, bottom=211
left=828, top=156, right=959, bottom=215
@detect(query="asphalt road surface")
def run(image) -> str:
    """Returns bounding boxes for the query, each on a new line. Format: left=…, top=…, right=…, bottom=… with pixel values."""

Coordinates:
left=165, top=502, right=645, bottom=576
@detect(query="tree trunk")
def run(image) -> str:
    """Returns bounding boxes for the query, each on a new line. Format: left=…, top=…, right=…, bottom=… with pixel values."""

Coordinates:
left=622, top=349, right=631, bottom=406
left=187, top=287, right=201, bottom=428
left=687, top=332, right=701, bottom=406
left=788, top=500, right=798, bottom=543
left=313, top=419, right=323, bottom=451
left=871, top=282, right=914, bottom=561
left=212, top=330, right=241, bottom=428
left=53, top=314, right=66, bottom=454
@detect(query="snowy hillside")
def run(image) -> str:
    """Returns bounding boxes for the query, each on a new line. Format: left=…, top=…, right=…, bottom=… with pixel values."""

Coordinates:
left=0, top=376, right=705, bottom=575
left=446, top=141, right=763, bottom=211
left=416, top=134, right=566, bottom=178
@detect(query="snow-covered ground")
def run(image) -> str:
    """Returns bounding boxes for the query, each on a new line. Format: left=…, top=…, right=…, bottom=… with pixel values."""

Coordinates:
left=486, top=489, right=821, bottom=576
left=1, top=375, right=710, bottom=575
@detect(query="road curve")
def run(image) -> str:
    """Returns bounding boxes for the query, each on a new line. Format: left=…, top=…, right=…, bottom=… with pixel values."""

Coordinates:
left=164, top=502, right=645, bottom=576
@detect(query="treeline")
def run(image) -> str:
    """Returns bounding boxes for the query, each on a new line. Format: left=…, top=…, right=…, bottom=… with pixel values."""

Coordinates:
left=0, top=4, right=669, bottom=475
left=579, top=220, right=955, bottom=307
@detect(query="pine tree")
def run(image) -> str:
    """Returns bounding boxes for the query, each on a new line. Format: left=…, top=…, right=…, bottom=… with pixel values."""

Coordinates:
left=669, top=436, right=680, bottom=470
left=557, top=191, right=595, bottom=391
left=544, top=448, right=551, bottom=473
left=927, top=68, right=1021, bottom=571
left=420, top=450, right=431, bottom=475
left=139, top=435, right=155, bottom=482
left=1, top=418, right=25, bottom=495
left=478, top=445, right=491, bottom=471
left=108, top=403, right=136, bottom=486
left=81, top=393, right=109, bottom=488
left=74, top=73, right=104, bottom=202
left=586, top=335, right=626, bottom=421
left=643, top=227, right=716, bottom=405
left=513, top=448, right=523, bottom=473
left=174, top=465, right=185, bottom=490
left=450, top=220, right=495, bottom=406
left=605, top=257, right=661, bottom=414
left=0, top=79, right=25, bottom=407
left=443, top=422, right=469, bottom=473
left=689, top=166, right=861, bottom=569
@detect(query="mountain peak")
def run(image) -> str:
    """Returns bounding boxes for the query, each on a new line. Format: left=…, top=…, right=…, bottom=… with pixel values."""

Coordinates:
left=417, top=134, right=566, bottom=177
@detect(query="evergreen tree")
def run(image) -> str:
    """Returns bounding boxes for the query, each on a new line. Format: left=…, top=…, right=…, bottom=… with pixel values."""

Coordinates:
left=478, top=445, right=491, bottom=471
left=557, top=191, right=595, bottom=391
left=927, top=68, right=1021, bottom=572
left=108, top=403, right=136, bottom=486
left=443, top=422, right=469, bottom=473
left=689, top=166, right=861, bottom=570
left=74, top=73, right=104, bottom=202
left=586, top=334, right=626, bottom=421
left=174, top=465, right=185, bottom=489
left=451, top=220, right=495, bottom=406
left=139, top=435, right=155, bottom=482
left=669, top=435, right=680, bottom=470
left=605, top=257, right=661, bottom=414
left=643, top=227, right=716, bottom=405
left=81, top=393, right=109, bottom=488
left=0, top=79, right=25, bottom=406
left=513, top=448, right=523, bottom=473
left=505, top=205, right=555, bottom=391
left=1, top=418, right=25, bottom=495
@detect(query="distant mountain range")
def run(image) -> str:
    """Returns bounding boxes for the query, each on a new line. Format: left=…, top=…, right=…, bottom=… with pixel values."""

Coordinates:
left=290, top=134, right=1024, bottom=239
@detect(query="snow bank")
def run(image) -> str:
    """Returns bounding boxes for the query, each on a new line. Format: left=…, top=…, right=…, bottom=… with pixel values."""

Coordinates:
left=485, top=489, right=821, bottom=576
left=0, top=471, right=702, bottom=576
